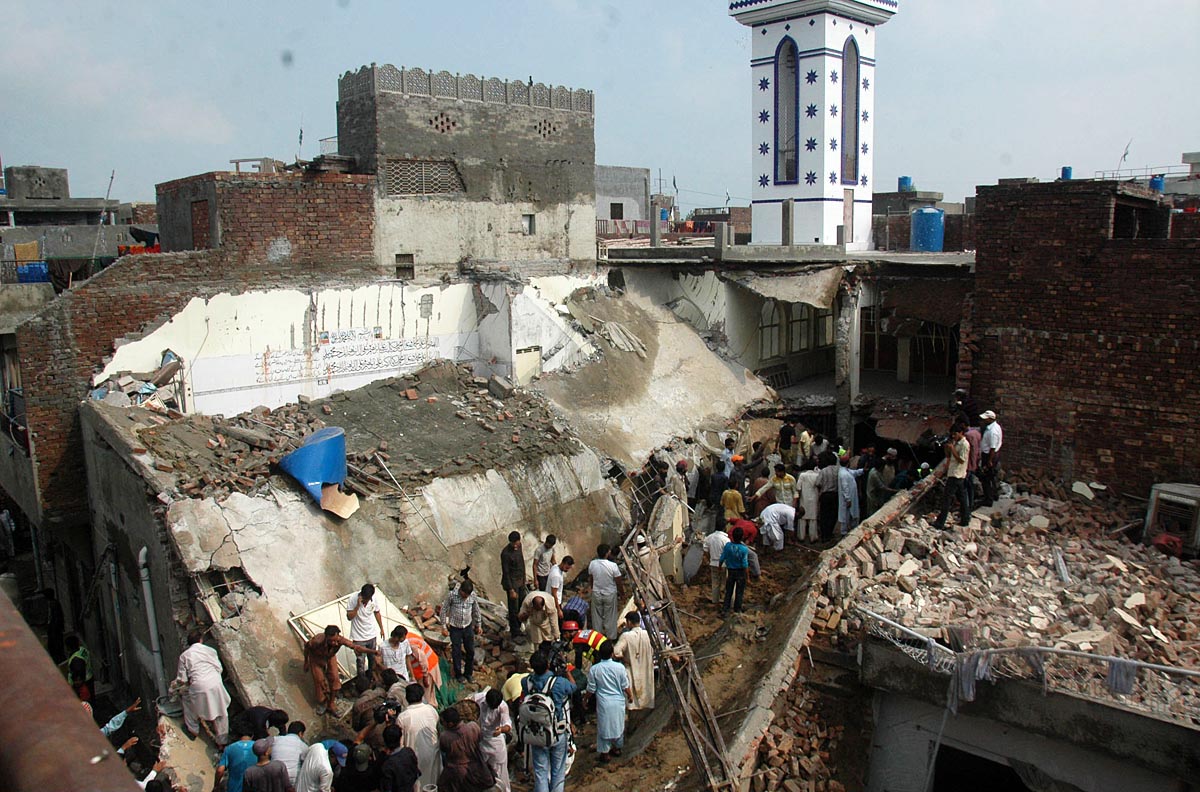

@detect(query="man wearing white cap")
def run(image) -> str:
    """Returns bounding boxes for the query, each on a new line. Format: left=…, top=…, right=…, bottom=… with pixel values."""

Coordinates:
left=978, top=411, right=1003, bottom=506
left=881, top=448, right=899, bottom=488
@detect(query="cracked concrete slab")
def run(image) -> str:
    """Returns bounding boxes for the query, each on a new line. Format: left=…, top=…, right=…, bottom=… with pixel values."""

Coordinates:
left=534, top=290, right=771, bottom=466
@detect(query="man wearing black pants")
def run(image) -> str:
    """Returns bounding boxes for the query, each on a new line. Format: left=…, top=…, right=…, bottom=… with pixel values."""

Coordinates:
left=978, top=410, right=1004, bottom=507
left=500, top=531, right=527, bottom=639
left=441, top=580, right=482, bottom=682
left=934, top=425, right=970, bottom=531
left=718, top=526, right=750, bottom=614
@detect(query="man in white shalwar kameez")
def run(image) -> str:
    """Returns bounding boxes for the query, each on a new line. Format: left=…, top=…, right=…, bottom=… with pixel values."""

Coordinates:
left=613, top=611, right=654, bottom=710
left=472, top=688, right=513, bottom=792
left=396, top=681, right=442, bottom=785
left=174, top=631, right=231, bottom=743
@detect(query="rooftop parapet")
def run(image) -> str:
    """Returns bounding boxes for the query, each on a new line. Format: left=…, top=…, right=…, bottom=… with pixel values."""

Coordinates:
left=338, top=63, right=594, bottom=114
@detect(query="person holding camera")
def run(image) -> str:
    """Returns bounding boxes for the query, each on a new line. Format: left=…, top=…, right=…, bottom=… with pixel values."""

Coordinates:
left=934, top=424, right=971, bottom=531
left=521, top=652, right=577, bottom=792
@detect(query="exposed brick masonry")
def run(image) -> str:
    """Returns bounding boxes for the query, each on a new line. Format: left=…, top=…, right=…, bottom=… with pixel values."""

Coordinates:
left=21, top=171, right=380, bottom=527
left=970, top=180, right=1200, bottom=491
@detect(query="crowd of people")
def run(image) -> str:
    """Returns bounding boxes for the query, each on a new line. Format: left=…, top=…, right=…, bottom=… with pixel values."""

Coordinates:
left=75, top=394, right=1002, bottom=792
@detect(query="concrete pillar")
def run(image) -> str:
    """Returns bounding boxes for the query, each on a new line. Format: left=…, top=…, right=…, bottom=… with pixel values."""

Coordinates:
left=781, top=198, right=794, bottom=246
left=6, top=211, right=13, bottom=227
left=650, top=204, right=662, bottom=248
left=896, top=337, right=912, bottom=383
left=834, top=279, right=860, bottom=443
left=715, top=221, right=728, bottom=260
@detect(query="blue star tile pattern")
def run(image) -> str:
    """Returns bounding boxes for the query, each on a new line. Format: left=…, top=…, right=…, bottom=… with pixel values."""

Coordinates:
left=805, top=70, right=818, bottom=85
left=860, top=174, right=869, bottom=187
left=759, top=174, right=770, bottom=188
left=861, top=142, right=869, bottom=155
left=831, top=70, right=839, bottom=84
left=862, top=110, right=869, bottom=123
left=759, top=142, right=770, bottom=155
left=829, top=138, right=838, bottom=151
left=805, top=104, right=818, bottom=118
left=785, top=23, right=790, bottom=30
left=829, top=171, right=838, bottom=185
left=863, top=77, right=870, bottom=90
left=830, top=104, right=838, bottom=117
left=805, top=171, right=817, bottom=185
left=809, top=19, right=815, bottom=25
left=759, top=109, right=770, bottom=123
left=805, top=137, right=817, bottom=152
left=759, top=77, right=770, bottom=91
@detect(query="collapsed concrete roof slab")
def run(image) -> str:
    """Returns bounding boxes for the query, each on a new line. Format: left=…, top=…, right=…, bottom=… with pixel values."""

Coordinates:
left=721, top=266, right=845, bottom=310
left=533, top=290, right=772, bottom=465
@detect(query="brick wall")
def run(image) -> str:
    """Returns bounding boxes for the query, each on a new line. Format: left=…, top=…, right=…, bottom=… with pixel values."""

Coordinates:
left=157, top=171, right=377, bottom=264
left=129, top=202, right=157, bottom=225
left=873, top=212, right=973, bottom=252
left=872, top=214, right=911, bottom=251
left=970, top=180, right=1200, bottom=491
left=1171, top=212, right=1200, bottom=239
left=190, top=200, right=210, bottom=249
left=17, top=170, right=380, bottom=527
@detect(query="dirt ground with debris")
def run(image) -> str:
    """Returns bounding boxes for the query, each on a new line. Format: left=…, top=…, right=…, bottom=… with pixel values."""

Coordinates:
left=546, top=534, right=825, bottom=792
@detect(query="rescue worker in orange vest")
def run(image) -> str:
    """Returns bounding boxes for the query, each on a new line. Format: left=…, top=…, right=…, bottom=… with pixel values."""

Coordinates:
left=406, top=631, right=443, bottom=705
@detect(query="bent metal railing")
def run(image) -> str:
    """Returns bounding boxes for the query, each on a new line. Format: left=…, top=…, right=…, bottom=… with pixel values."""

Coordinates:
left=858, top=606, right=1200, bottom=728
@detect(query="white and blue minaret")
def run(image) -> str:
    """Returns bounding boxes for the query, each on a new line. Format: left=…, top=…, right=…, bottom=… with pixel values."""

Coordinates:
left=730, top=0, right=897, bottom=249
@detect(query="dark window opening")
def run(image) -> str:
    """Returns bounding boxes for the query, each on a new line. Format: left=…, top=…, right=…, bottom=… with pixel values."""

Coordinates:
left=1112, top=201, right=1170, bottom=239
left=394, top=253, right=415, bottom=280
left=841, top=37, right=860, bottom=183
left=609, top=202, right=624, bottom=220
left=774, top=37, right=799, bottom=184
left=933, top=745, right=1032, bottom=792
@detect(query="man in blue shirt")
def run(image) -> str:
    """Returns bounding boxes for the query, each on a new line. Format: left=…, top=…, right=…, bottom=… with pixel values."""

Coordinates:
left=719, top=526, right=751, bottom=614
left=522, top=653, right=577, bottom=792
left=214, top=721, right=257, bottom=792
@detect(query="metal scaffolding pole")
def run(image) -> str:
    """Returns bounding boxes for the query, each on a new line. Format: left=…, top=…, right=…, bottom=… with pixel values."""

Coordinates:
left=619, top=522, right=738, bottom=792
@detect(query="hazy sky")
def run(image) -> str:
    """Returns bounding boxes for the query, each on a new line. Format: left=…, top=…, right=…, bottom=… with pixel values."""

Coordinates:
left=3, top=1, right=1197, bottom=210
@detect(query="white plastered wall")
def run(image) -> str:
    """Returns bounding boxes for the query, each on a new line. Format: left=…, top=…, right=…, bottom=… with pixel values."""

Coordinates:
left=375, top=198, right=596, bottom=269
left=94, top=277, right=597, bottom=417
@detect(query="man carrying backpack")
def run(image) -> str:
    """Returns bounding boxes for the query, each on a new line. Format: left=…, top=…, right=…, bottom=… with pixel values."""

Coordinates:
left=520, top=652, right=577, bottom=792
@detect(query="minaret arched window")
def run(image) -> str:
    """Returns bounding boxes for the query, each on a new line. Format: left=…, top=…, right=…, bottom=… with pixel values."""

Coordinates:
left=841, top=37, right=860, bottom=184
left=774, top=37, right=799, bottom=184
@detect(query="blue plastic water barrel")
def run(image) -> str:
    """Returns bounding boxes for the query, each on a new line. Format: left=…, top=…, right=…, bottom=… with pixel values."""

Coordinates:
left=910, top=208, right=945, bottom=252
left=1061, top=166, right=1073, bottom=180
left=659, top=208, right=668, bottom=221
left=898, top=176, right=913, bottom=192
left=1149, top=175, right=1165, bottom=193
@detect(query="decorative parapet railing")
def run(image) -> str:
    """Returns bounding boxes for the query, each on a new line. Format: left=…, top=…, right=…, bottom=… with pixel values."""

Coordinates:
left=338, top=64, right=594, bottom=114
left=859, top=606, right=1200, bottom=729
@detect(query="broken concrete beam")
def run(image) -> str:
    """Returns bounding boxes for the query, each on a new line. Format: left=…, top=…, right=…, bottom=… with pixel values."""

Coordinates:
left=488, top=375, right=514, bottom=399
left=215, top=424, right=277, bottom=450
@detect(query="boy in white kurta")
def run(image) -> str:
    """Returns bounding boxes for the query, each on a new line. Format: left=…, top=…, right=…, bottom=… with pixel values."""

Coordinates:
left=472, top=688, right=513, bottom=792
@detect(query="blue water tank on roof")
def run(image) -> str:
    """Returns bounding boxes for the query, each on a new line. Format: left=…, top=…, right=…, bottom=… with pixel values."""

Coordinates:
left=910, top=207, right=945, bottom=253
left=898, top=176, right=913, bottom=192
left=1149, top=175, right=1165, bottom=193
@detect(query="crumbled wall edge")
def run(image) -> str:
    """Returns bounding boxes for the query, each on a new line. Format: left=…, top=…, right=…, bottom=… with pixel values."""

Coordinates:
left=728, top=468, right=944, bottom=785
